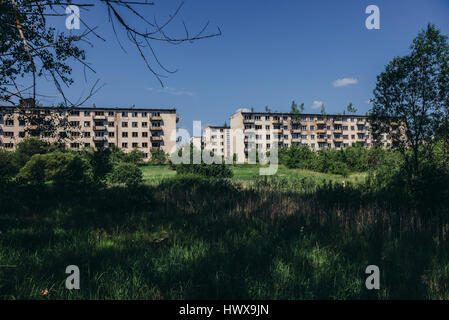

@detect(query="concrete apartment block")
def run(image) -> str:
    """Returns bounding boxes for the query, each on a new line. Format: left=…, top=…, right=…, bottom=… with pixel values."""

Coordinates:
left=203, top=126, right=233, bottom=160
left=0, top=100, right=177, bottom=160
left=230, top=109, right=395, bottom=163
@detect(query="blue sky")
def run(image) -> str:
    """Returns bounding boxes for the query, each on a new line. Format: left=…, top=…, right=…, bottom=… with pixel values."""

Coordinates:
left=35, top=0, right=449, bottom=131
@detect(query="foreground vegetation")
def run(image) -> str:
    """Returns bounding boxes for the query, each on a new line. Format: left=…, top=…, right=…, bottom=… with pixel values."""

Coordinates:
left=0, top=138, right=448, bottom=299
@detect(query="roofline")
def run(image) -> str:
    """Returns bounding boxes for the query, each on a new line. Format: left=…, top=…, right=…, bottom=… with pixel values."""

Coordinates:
left=0, top=105, right=176, bottom=113
left=205, top=125, right=230, bottom=129
left=231, top=110, right=368, bottom=118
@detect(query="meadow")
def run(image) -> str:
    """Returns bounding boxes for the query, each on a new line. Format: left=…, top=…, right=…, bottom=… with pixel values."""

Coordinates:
left=1, top=163, right=448, bottom=300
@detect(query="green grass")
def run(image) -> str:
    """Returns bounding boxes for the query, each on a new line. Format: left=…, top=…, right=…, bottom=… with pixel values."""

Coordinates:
left=1, top=167, right=448, bottom=300
left=141, top=164, right=367, bottom=186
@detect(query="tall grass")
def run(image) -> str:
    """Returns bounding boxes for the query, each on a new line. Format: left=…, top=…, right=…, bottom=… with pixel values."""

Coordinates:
left=0, top=173, right=448, bottom=299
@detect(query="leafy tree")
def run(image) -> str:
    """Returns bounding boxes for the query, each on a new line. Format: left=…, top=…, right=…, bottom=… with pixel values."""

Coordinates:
left=14, top=137, right=49, bottom=167
left=370, top=24, right=449, bottom=178
left=346, top=102, right=357, bottom=115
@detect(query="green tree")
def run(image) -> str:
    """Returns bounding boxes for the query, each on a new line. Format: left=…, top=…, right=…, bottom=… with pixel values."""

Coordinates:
left=370, top=24, right=449, bottom=177
left=346, top=102, right=357, bottom=115
left=14, top=137, right=49, bottom=167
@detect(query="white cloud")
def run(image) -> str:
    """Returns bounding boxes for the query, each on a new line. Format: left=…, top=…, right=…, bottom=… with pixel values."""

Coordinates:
left=145, top=86, right=195, bottom=97
left=333, top=77, right=358, bottom=87
left=311, top=100, right=324, bottom=109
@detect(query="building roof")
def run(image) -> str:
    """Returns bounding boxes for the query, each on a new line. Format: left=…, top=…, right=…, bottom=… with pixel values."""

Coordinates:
left=0, top=104, right=176, bottom=113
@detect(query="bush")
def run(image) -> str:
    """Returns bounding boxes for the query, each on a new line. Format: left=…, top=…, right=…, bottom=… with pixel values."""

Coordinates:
left=0, top=149, right=19, bottom=181
left=149, top=148, right=167, bottom=165
left=107, top=162, right=143, bottom=186
left=16, top=152, right=93, bottom=186
left=175, top=163, right=233, bottom=179
left=14, top=137, right=49, bottom=167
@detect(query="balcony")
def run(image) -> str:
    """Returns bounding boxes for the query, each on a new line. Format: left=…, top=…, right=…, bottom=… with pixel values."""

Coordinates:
left=290, top=118, right=302, bottom=125
left=243, top=118, right=255, bottom=124
left=151, top=116, right=162, bottom=121
left=150, top=126, right=163, bottom=131
left=316, top=120, right=326, bottom=125
left=334, top=138, right=344, bottom=143
left=273, top=128, right=283, bottom=133
left=93, top=115, right=106, bottom=120
left=390, top=121, right=399, bottom=126
left=151, top=136, right=163, bottom=142
left=333, top=120, right=343, bottom=124
left=357, top=119, right=366, bottom=125
left=316, top=129, right=326, bottom=134
left=93, top=136, right=106, bottom=142
left=291, top=129, right=301, bottom=134
left=272, top=119, right=282, bottom=124
left=317, top=138, right=327, bottom=143
left=334, top=129, right=342, bottom=134
left=93, top=126, right=106, bottom=131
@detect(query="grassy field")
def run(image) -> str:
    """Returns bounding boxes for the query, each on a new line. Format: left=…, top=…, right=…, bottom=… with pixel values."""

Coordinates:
left=141, top=164, right=367, bottom=186
left=1, top=166, right=448, bottom=300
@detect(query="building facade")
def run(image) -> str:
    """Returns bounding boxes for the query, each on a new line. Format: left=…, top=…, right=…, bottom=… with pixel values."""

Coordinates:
left=0, top=101, right=177, bottom=159
left=202, top=125, right=233, bottom=160
left=230, top=110, right=395, bottom=163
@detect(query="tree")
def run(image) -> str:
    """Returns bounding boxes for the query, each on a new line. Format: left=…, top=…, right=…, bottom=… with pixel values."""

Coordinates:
left=320, top=103, right=327, bottom=119
left=14, top=137, right=49, bottom=167
left=149, top=148, right=167, bottom=165
left=265, top=105, right=271, bottom=113
left=346, top=102, right=357, bottom=115
left=1, top=0, right=220, bottom=134
left=370, top=24, right=449, bottom=177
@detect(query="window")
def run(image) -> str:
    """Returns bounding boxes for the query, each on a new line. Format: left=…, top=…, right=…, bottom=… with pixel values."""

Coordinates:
left=19, top=120, right=25, bottom=126
left=122, top=132, right=128, bottom=138
left=142, top=122, right=148, bottom=128
left=266, top=143, right=270, bottom=148
left=266, top=134, right=270, bottom=140
left=310, top=126, right=315, bottom=130
left=84, top=111, right=91, bottom=116
left=84, top=121, right=90, bottom=127
left=255, top=115, right=261, bottom=120
left=265, top=125, right=270, bottom=130
left=255, top=125, right=262, bottom=130
left=84, top=132, right=91, bottom=138
left=122, top=122, right=128, bottom=127
left=108, top=121, right=114, bottom=127
left=19, top=132, right=25, bottom=138
left=108, top=112, right=114, bottom=116
left=132, top=112, right=138, bottom=118
left=70, top=121, right=80, bottom=127
left=142, top=112, right=147, bottom=117
left=4, top=143, right=14, bottom=148
left=5, top=120, right=14, bottom=126
left=142, top=132, right=148, bottom=138
left=132, top=132, right=138, bottom=138
left=108, top=132, right=114, bottom=138
left=265, top=116, right=270, bottom=120
left=122, top=143, right=128, bottom=148
left=70, top=110, right=80, bottom=116
left=132, top=122, right=138, bottom=128
left=71, top=132, right=80, bottom=137
left=70, top=143, right=80, bottom=148
left=132, top=142, right=138, bottom=148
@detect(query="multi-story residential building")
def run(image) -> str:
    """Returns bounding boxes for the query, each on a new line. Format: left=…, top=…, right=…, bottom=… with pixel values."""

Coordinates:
left=230, top=109, right=395, bottom=163
left=203, top=125, right=233, bottom=160
left=0, top=99, right=177, bottom=159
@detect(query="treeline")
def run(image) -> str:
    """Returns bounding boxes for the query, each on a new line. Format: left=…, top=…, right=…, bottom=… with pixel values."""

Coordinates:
left=277, top=143, right=401, bottom=176
left=0, top=137, right=166, bottom=187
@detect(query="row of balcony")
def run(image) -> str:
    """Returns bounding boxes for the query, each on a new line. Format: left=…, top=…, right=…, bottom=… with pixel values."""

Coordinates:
left=92, top=136, right=163, bottom=142
left=91, top=115, right=163, bottom=121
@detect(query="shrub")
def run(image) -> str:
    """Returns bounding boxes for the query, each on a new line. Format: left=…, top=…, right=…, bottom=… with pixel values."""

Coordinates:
left=0, top=149, right=19, bottom=181
left=107, top=162, right=143, bottom=186
left=124, top=149, right=146, bottom=165
left=149, top=148, right=167, bottom=165
left=16, top=152, right=93, bottom=186
left=175, top=163, right=233, bottom=179
left=14, top=137, right=49, bottom=167
left=16, top=154, right=46, bottom=185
